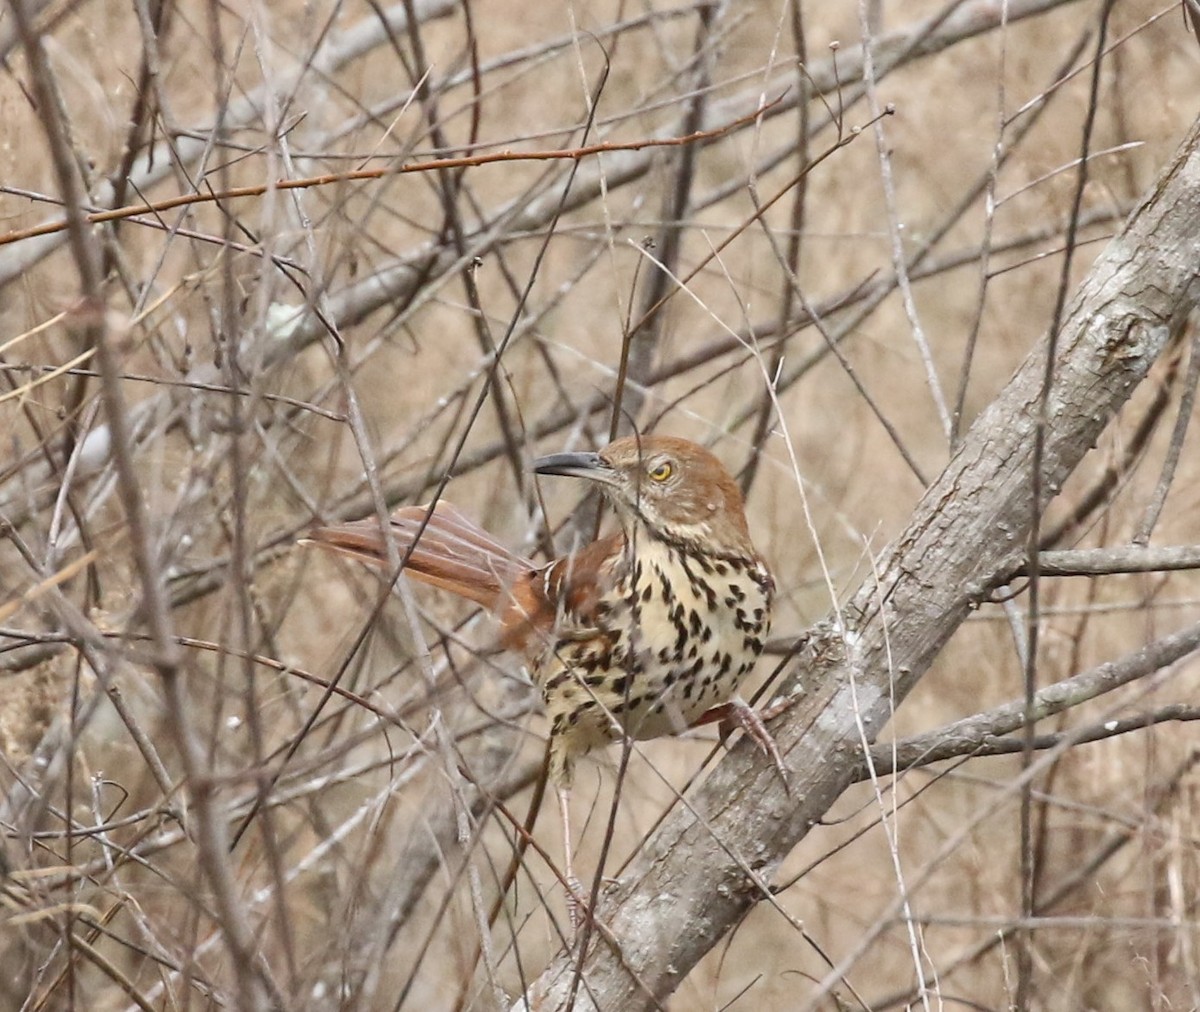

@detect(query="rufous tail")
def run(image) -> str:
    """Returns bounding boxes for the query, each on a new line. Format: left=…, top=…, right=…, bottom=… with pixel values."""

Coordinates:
left=304, top=502, right=535, bottom=612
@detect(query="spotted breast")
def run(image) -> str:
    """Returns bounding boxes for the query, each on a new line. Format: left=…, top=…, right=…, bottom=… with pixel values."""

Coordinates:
left=533, top=520, right=773, bottom=786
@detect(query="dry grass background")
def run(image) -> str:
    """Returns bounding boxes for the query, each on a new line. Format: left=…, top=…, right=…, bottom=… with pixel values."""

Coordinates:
left=1, top=0, right=1199, bottom=1008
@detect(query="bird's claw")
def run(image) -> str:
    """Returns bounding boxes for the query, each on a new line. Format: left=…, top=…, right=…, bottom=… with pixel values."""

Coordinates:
left=718, top=697, right=790, bottom=795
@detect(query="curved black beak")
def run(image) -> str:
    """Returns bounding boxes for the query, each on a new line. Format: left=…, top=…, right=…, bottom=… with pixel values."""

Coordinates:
left=533, top=449, right=618, bottom=486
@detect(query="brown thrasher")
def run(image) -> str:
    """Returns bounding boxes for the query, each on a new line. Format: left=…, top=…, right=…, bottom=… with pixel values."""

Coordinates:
left=305, top=435, right=784, bottom=911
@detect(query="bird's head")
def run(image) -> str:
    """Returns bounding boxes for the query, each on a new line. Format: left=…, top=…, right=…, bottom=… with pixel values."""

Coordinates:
left=533, top=435, right=756, bottom=556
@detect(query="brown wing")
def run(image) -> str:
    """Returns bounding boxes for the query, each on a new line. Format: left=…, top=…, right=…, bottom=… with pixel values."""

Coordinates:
left=304, top=502, right=535, bottom=611
left=499, top=533, right=623, bottom=651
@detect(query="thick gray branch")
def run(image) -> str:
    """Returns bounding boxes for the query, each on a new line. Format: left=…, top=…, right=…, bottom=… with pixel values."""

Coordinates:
left=519, top=115, right=1200, bottom=1010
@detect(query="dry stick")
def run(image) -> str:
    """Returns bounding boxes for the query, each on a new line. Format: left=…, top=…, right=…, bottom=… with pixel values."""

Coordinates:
left=89, top=656, right=526, bottom=1008
left=385, top=756, right=564, bottom=1012
left=224, top=171, right=442, bottom=862
left=0, top=531, right=175, bottom=815
left=445, top=767, right=663, bottom=1012
left=110, top=739, right=499, bottom=1008
left=653, top=204, right=1120, bottom=465
left=372, top=9, right=514, bottom=1005
left=0, top=616, right=182, bottom=961
left=861, top=0, right=955, bottom=447
left=0, top=184, right=305, bottom=262
left=8, top=2, right=273, bottom=1008
left=767, top=746, right=987, bottom=907
left=893, top=704, right=1200, bottom=767
left=1028, top=544, right=1200, bottom=577
left=951, top=24, right=1094, bottom=445
left=610, top=5, right=725, bottom=436
left=0, top=102, right=782, bottom=250
left=342, top=728, right=543, bottom=999
left=732, top=62, right=1081, bottom=484
left=9, top=739, right=444, bottom=941
left=401, top=0, right=531, bottom=525
left=0, top=311, right=106, bottom=649
left=83, top=911, right=218, bottom=1012
left=739, top=0, right=811, bottom=501
left=741, top=138, right=935, bottom=494
left=0, top=363, right=343, bottom=420
left=693, top=0, right=1088, bottom=220
left=638, top=104, right=887, bottom=437
left=25, top=882, right=172, bottom=1012
left=662, top=198, right=1125, bottom=424
left=78, top=0, right=169, bottom=502
left=330, top=3, right=707, bottom=150
left=514, top=113, right=1200, bottom=1011
left=951, top=8, right=1015, bottom=448
left=217, top=7, right=308, bottom=989
left=36, top=929, right=157, bottom=1012
left=1035, top=506, right=1107, bottom=910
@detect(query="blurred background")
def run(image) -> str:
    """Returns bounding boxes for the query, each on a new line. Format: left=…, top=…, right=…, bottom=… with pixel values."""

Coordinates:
left=1, top=0, right=1198, bottom=1007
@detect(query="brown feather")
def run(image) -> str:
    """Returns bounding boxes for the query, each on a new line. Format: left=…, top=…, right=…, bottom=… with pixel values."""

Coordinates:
left=499, top=533, right=622, bottom=651
left=306, top=502, right=535, bottom=611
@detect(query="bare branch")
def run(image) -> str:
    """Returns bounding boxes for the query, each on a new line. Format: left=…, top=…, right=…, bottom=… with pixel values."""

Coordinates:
left=866, top=617, right=1200, bottom=775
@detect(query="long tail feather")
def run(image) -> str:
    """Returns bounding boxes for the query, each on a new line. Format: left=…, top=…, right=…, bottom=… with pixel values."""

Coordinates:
left=304, top=503, right=534, bottom=612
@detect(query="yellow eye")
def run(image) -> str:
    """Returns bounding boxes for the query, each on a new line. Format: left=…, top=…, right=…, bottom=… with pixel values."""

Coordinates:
left=648, top=461, right=673, bottom=482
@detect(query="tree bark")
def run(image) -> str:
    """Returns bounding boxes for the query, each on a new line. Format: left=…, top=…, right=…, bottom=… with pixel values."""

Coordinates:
left=517, top=114, right=1200, bottom=1011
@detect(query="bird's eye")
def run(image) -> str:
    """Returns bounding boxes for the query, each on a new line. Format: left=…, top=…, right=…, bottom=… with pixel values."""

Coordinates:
left=648, top=461, right=673, bottom=482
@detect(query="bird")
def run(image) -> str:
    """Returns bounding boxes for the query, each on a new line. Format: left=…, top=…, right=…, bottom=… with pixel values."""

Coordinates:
left=304, top=434, right=784, bottom=921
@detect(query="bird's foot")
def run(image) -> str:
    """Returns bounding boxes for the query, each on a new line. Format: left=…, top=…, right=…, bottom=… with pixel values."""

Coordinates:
left=562, top=875, right=623, bottom=952
left=758, top=689, right=800, bottom=722
left=701, top=696, right=790, bottom=793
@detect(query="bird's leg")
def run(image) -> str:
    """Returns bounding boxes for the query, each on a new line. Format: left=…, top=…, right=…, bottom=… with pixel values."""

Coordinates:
left=693, top=696, right=789, bottom=789
left=556, top=785, right=588, bottom=933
